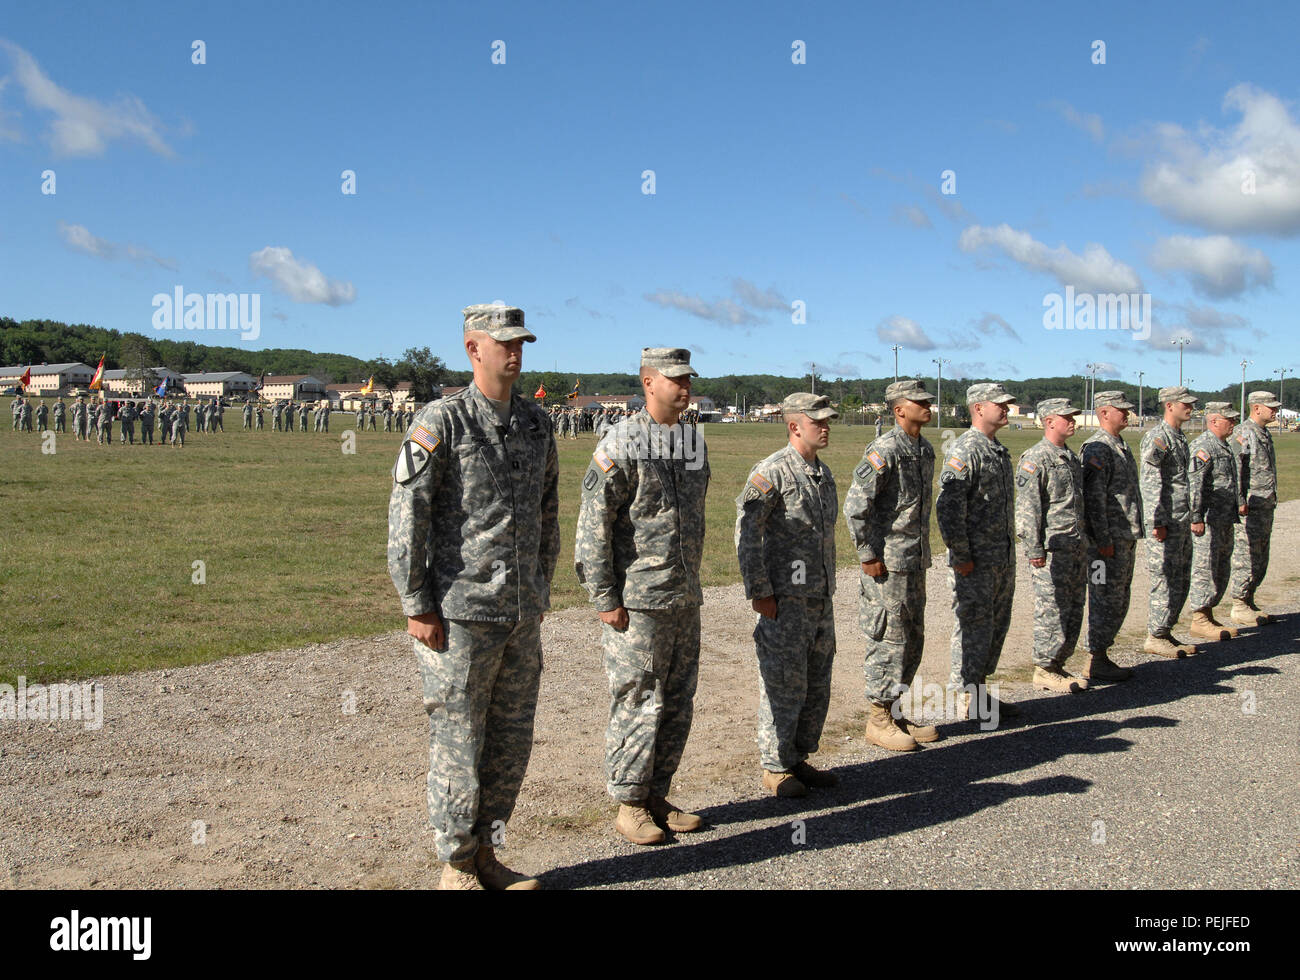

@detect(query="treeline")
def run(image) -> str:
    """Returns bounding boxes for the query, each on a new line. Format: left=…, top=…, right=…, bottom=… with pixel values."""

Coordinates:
left=3, top=318, right=1291, bottom=411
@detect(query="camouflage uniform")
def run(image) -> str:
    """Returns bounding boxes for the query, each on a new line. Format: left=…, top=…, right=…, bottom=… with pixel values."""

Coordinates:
left=35, top=402, right=48, bottom=431
left=139, top=403, right=154, bottom=444
left=255, top=405, right=264, bottom=430
left=119, top=402, right=136, bottom=444
left=96, top=402, right=112, bottom=444
left=159, top=405, right=172, bottom=443
left=1081, top=409, right=1144, bottom=654
left=242, top=402, right=253, bottom=429
left=843, top=391, right=934, bottom=705
left=170, top=406, right=187, bottom=446
left=300, top=405, right=309, bottom=431
left=273, top=402, right=283, bottom=431
left=52, top=400, right=66, bottom=433
left=72, top=400, right=87, bottom=439
left=9, top=398, right=18, bottom=430
left=18, top=400, right=32, bottom=432
left=284, top=403, right=294, bottom=431
left=575, top=358, right=708, bottom=805
left=1188, top=426, right=1238, bottom=611
left=1015, top=418, right=1087, bottom=668
left=935, top=390, right=1016, bottom=689
left=735, top=403, right=838, bottom=774
left=388, top=309, right=558, bottom=865
left=1230, top=405, right=1278, bottom=606
left=1140, top=411, right=1193, bottom=637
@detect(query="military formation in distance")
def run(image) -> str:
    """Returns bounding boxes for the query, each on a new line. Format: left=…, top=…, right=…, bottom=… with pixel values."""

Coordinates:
left=379, top=302, right=1277, bottom=889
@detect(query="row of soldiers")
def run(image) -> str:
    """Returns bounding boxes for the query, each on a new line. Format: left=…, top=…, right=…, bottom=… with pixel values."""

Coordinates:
left=387, top=304, right=1284, bottom=889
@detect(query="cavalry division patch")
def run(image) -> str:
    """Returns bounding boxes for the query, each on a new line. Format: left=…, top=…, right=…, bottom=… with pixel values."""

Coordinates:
left=394, top=440, right=431, bottom=484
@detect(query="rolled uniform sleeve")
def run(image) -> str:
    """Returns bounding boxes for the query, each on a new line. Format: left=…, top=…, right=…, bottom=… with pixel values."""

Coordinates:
left=844, top=448, right=886, bottom=564
left=575, top=450, right=634, bottom=612
left=1015, top=453, right=1048, bottom=560
left=387, top=418, right=448, bottom=617
left=735, top=469, right=779, bottom=600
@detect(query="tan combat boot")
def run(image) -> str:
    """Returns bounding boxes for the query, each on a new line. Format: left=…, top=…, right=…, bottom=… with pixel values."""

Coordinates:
left=474, top=845, right=540, bottom=890
left=864, top=701, right=919, bottom=751
left=762, top=770, right=808, bottom=797
left=1189, top=609, right=1229, bottom=641
left=1143, top=634, right=1186, bottom=659
left=1032, top=664, right=1085, bottom=693
left=439, top=858, right=483, bottom=890
left=1207, top=610, right=1238, bottom=637
left=615, top=803, right=666, bottom=845
left=792, top=760, right=839, bottom=787
left=1248, top=600, right=1273, bottom=625
left=893, top=705, right=940, bottom=743
left=1230, top=600, right=1261, bottom=627
left=648, top=795, right=703, bottom=832
left=1169, top=633, right=1198, bottom=656
left=1083, top=650, right=1133, bottom=682
left=956, top=691, right=972, bottom=721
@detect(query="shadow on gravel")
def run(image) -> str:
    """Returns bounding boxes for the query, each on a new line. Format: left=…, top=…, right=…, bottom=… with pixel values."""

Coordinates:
left=543, top=615, right=1295, bottom=888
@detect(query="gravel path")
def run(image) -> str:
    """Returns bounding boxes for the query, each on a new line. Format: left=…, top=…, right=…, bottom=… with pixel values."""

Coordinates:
left=3, top=503, right=1297, bottom=889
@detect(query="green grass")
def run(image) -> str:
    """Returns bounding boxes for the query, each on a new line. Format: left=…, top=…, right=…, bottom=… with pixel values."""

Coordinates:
left=3, top=419, right=1295, bottom=684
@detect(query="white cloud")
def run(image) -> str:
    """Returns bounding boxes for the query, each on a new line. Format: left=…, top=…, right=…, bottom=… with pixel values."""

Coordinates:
left=644, top=289, right=758, bottom=326
left=730, top=278, right=788, bottom=311
left=1150, top=234, right=1273, bottom=298
left=249, top=247, right=356, bottom=306
left=972, top=311, right=1022, bottom=342
left=892, top=205, right=932, bottom=229
left=876, top=315, right=936, bottom=351
left=1048, top=100, right=1104, bottom=143
left=958, top=223, right=1142, bottom=294
left=57, top=220, right=175, bottom=269
left=1140, top=84, right=1300, bottom=236
left=0, top=38, right=171, bottom=157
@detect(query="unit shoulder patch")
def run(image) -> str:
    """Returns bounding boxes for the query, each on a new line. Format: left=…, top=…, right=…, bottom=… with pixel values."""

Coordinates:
left=394, top=440, right=432, bottom=484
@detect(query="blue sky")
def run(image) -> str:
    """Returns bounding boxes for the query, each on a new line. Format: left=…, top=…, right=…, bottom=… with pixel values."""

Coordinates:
left=2, top=0, right=1297, bottom=389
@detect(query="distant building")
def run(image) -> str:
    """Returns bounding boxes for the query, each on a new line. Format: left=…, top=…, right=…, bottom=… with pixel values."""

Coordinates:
left=0, top=362, right=96, bottom=395
left=102, top=366, right=185, bottom=396
left=182, top=371, right=258, bottom=399
left=261, top=375, right=327, bottom=402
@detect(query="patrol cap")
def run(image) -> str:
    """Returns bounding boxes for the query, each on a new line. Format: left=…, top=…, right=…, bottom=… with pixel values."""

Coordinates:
left=885, top=379, right=935, bottom=403
left=781, top=392, right=839, bottom=420
left=1157, top=385, right=1197, bottom=404
left=1093, top=390, right=1134, bottom=410
left=1036, top=397, right=1081, bottom=419
left=1247, top=390, right=1282, bottom=408
left=1204, top=401, right=1240, bottom=420
left=462, top=303, right=536, bottom=342
left=640, top=347, right=699, bottom=378
left=965, top=382, right=1016, bottom=405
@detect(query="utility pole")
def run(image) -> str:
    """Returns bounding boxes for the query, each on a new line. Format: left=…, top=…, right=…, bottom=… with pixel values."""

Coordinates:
left=810, top=363, right=816, bottom=395
left=891, top=345, right=902, bottom=383
left=1171, top=337, right=1191, bottom=385
left=1240, top=359, right=1251, bottom=421
left=1137, top=370, right=1144, bottom=429
left=931, top=357, right=948, bottom=430
left=1085, top=362, right=1100, bottom=426
left=1275, top=367, right=1291, bottom=415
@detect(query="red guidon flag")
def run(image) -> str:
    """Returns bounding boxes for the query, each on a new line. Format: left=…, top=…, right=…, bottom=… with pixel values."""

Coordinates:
left=88, top=355, right=105, bottom=390
left=19, top=367, right=31, bottom=389
left=534, top=384, right=547, bottom=400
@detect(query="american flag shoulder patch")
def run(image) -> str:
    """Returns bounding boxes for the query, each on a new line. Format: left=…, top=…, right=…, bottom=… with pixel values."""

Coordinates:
left=1196, top=449, right=1211, bottom=462
left=1020, top=460, right=1038, bottom=474
left=1152, top=437, right=1167, bottom=451
left=1236, top=434, right=1247, bottom=445
left=867, top=450, right=887, bottom=472
left=750, top=472, right=774, bottom=494
left=594, top=449, right=615, bottom=472
left=1089, top=457, right=1104, bottom=470
left=947, top=456, right=966, bottom=472
left=410, top=425, right=439, bottom=453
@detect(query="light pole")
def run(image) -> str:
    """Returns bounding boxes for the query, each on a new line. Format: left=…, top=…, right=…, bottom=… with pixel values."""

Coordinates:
left=931, top=357, right=948, bottom=430
left=1240, top=359, right=1251, bottom=421
left=810, top=363, right=816, bottom=395
left=1171, top=337, right=1191, bottom=385
left=1274, top=367, right=1291, bottom=415
left=1138, top=370, right=1145, bottom=429
left=1085, top=362, right=1100, bottom=425
left=891, top=345, right=903, bottom=383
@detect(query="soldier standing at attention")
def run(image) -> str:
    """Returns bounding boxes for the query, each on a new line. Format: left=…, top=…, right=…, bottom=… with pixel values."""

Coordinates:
left=72, top=396, right=87, bottom=440
left=19, top=398, right=33, bottom=432
left=255, top=403, right=264, bottom=430
left=171, top=403, right=187, bottom=448
left=300, top=403, right=310, bottom=431
left=1080, top=391, right=1143, bottom=682
left=159, top=403, right=172, bottom=443
left=735, top=393, right=840, bottom=798
left=243, top=400, right=253, bottom=429
left=53, top=397, right=66, bottom=433
left=139, top=401, right=154, bottom=444
left=843, top=379, right=939, bottom=751
left=273, top=400, right=283, bottom=432
left=1015, top=399, right=1090, bottom=694
left=97, top=397, right=113, bottom=445
left=1229, top=391, right=1281, bottom=626
left=35, top=400, right=49, bottom=432
left=575, top=348, right=709, bottom=846
left=1187, top=403, right=1241, bottom=642
left=935, top=383, right=1020, bottom=722
left=388, top=304, right=559, bottom=890
left=284, top=401, right=294, bottom=432
left=10, top=395, right=19, bottom=430
left=875, top=415, right=883, bottom=439
left=384, top=404, right=393, bottom=432
left=119, top=400, right=136, bottom=444
left=1139, top=386, right=1199, bottom=658
left=356, top=404, right=366, bottom=429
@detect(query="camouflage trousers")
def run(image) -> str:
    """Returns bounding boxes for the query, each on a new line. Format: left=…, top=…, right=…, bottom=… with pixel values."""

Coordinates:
left=54, top=418, right=65, bottom=432
left=171, top=425, right=185, bottom=447
left=97, top=420, right=111, bottom=444
left=1146, top=523, right=1191, bottom=636
left=141, top=423, right=153, bottom=444
left=602, top=604, right=700, bottom=803
left=414, top=617, right=542, bottom=863
left=1229, top=506, right=1273, bottom=605
left=946, top=557, right=1014, bottom=689
left=753, top=594, right=836, bottom=771
left=1189, top=522, right=1235, bottom=611
left=120, top=421, right=134, bottom=444
left=1029, top=539, right=1087, bottom=668
left=860, top=568, right=925, bottom=705
left=1086, top=538, right=1136, bottom=654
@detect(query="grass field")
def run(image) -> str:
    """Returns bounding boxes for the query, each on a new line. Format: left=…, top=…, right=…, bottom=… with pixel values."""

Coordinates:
left=2, top=418, right=1295, bottom=685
